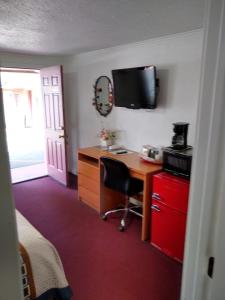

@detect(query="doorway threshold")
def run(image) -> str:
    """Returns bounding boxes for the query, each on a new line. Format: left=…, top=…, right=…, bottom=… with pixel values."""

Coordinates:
left=11, top=163, right=47, bottom=184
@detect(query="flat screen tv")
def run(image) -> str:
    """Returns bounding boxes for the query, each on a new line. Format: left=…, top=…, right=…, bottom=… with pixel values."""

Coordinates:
left=112, top=65, right=158, bottom=109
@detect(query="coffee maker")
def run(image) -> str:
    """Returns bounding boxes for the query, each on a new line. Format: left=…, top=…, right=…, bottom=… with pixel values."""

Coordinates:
left=171, top=122, right=189, bottom=150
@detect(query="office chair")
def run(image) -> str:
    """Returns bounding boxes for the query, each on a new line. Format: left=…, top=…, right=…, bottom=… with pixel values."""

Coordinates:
left=100, top=156, right=143, bottom=231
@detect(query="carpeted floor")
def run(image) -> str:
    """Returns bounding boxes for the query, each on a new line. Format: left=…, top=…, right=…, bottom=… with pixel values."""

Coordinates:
left=13, top=176, right=182, bottom=300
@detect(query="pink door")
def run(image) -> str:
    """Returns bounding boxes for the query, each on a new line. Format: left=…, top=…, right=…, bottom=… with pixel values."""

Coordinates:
left=40, top=66, right=68, bottom=186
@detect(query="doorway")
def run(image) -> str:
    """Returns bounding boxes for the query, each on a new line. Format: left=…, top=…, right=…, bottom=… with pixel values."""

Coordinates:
left=1, top=68, right=47, bottom=183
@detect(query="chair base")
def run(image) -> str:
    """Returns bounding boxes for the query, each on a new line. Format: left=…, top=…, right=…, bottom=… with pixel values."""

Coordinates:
left=101, top=198, right=142, bottom=231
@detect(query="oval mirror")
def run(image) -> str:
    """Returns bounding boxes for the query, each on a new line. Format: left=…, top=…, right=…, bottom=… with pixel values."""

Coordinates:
left=93, top=76, right=113, bottom=117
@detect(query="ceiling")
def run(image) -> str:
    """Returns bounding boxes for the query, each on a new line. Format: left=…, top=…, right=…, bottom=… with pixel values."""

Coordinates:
left=0, top=0, right=205, bottom=55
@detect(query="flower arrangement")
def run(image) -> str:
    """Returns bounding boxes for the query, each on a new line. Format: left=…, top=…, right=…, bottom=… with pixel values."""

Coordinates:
left=99, top=128, right=116, bottom=141
left=99, top=128, right=117, bottom=147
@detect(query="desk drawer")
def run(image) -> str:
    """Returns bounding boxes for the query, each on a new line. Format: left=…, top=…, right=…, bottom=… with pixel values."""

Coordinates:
left=78, top=174, right=100, bottom=195
left=78, top=160, right=99, bottom=181
left=79, top=186, right=100, bottom=211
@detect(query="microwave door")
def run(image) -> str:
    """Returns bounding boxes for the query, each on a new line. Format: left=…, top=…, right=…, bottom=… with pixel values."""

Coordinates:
left=163, top=152, right=191, bottom=178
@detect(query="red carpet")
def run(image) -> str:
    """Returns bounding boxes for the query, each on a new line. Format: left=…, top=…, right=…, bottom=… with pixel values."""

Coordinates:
left=13, top=176, right=182, bottom=300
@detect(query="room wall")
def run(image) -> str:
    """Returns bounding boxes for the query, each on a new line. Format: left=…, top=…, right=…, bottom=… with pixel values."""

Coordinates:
left=0, top=52, right=67, bottom=69
left=64, top=29, right=203, bottom=174
left=0, top=30, right=203, bottom=175
left=0, top=80, right=23, bottom=299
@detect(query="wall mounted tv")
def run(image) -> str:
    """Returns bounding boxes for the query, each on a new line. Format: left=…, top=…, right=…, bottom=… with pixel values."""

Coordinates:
left=112, top=65, right=159, bottom=109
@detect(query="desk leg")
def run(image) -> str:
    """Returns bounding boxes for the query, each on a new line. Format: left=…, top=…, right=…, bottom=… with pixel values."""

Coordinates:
left=142, top=173, right=152, bottom=241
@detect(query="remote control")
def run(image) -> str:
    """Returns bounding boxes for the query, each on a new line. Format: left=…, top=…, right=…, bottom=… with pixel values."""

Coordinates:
left=116, top=150, right=128, bottom=154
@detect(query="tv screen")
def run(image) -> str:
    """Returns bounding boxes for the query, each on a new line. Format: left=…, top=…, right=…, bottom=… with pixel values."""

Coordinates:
left=112, top=66, right=158, bottom=109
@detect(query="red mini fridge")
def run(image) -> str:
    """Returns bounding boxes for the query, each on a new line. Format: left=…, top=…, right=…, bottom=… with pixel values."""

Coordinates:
left=150, top=172, right=190, bottom=263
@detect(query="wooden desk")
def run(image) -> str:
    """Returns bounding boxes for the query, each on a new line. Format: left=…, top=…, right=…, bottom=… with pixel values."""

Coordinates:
left=78, top=146, right=162, bottom=241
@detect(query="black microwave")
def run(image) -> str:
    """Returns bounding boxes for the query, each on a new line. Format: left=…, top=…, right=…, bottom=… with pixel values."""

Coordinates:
left=163, top=147, right=193, bottom=179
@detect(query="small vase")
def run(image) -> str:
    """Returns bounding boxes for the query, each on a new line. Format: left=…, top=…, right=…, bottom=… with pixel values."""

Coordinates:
left=100, top=139, right=112, bottom=148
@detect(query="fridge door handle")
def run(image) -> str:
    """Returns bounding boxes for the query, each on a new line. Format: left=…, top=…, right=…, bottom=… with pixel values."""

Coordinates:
left=151, top=204, right=161, bottom=212
left=152, top=192, right=161, bottom=200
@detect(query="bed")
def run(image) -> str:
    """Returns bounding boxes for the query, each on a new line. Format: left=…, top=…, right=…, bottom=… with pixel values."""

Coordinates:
left=16, top=210, right=73, bottom=300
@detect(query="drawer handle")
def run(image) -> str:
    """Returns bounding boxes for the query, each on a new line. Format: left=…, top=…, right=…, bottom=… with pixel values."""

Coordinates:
left=151, top=204, right=160, bottom=212
left=152, top=192, right=161, bottom=200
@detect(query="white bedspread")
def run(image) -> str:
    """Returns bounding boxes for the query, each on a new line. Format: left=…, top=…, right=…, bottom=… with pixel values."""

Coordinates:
left=16, top=210, right=71, bottom=299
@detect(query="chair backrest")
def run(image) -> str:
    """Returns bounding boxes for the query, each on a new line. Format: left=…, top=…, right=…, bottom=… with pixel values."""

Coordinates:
left=100, top=156, right=130, bottom=195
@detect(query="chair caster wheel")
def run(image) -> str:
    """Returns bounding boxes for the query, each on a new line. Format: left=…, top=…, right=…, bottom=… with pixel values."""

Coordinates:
left=119, top=225, right=125, bottom=232
left=101, top=214, right=107, bottom=221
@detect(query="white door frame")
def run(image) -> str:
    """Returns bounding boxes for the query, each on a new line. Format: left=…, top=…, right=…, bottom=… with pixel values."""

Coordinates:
left=181, top=0, right=225, bottom=299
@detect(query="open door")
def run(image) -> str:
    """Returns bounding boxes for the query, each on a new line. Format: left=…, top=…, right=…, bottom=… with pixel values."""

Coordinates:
left=40, top=65, right=68, bottom=186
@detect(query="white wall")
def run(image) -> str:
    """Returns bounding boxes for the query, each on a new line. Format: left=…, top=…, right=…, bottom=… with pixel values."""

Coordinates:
left=64, top=29, right=203, bottom=174
left=0, top=31, right=203, bottom=175
left=0, top=78, right=23, bottom=299
left=0, top=52, right=67, bottom=69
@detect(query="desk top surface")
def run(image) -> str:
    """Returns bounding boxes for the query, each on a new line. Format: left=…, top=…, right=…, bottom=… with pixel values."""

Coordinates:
left=78, top=146, right=162, bottom=175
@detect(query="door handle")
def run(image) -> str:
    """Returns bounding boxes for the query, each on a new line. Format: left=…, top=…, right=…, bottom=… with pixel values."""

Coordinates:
left=151, top=204, right=160, bottom=212
left=58, top=134, right=65, bottom=138
left=152, top=192, right=161, bottom=201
